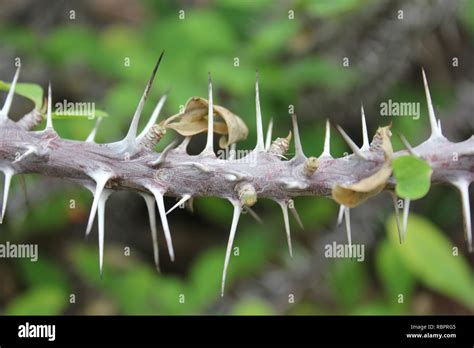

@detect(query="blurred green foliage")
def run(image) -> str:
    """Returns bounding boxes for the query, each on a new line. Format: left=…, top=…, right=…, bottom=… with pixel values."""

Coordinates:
left=0, top=0, right=473, bottom=315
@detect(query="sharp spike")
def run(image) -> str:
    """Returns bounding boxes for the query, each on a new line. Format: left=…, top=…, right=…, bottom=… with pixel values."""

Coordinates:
left=402, top=198, right=410, bottom=242
left=202, top=72, right=215, bottom=155
left=264, top=118, right=273, bottom=151
left=254, top=70, right=265, bottom=152
left=278, top=201, right=293, bottom=258
left=421, top=68, right=442, bottom=139
left=398, top=133, right=418, bottom=157
left=123, top=52, right=164, bottom=149
left=140, top=193, right=160, bottom=271
left=12, top=146, right=36, bottom=163
left=336, top=125, right=367, bottom=160
left=437, top=119, right=443, bottom=135
left=45, top=82, right=54, bottom=130
left=1, top=65, right=21, bottom=119
left=337, top=204, right=344, bottom=226
left=244, top=206, right=263, bottom=224
left=175, top=136, right=191, bottom=153
left=86, top=172, right=112, bottom=236
left=344, top=207, right=352, bottom=247
left=291, top=114, right=305, bottom=160
left=150, top=188, right=175, bottom=262
left=453, top=180, right=472, bottom=252
left=289, top=205, right=304, bottom=230
left=97, top=190, right=112, bottom=277
left=228, top=143, right=237, bottom=160
left=1, top=168, right=14, bottom=223
left=221, top=200, right=241, bottom=296
left=166, top=194, right=191, bottom=215
left=85, top=117, right=103, bottom=143
left=360, top=104, right=369, bottom=151
left=320, top=119, right=331, bottom=158
left=149, top=139, right=179, bottom=167
left=137, top=93, right=168, bottom=142
left=390, top=192, right=402, bottom=244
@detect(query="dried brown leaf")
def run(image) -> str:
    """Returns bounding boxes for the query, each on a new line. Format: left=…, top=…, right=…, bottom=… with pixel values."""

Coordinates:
left=163, top=97, right=248, bottom=148
left=332, top=125, right=393, bottom=208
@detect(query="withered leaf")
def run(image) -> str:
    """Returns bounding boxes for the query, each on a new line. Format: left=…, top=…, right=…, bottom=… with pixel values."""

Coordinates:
left=162, top=97, right=248, bottom=148
left=332, top=125, right=393, bottom=208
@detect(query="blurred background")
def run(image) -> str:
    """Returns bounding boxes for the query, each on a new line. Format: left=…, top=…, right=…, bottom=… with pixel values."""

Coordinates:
left=0, top=0, right=473, bottom=315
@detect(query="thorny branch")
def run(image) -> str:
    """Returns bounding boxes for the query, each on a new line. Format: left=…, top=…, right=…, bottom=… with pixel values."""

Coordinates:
left=0, top=57, right=472, bottom=296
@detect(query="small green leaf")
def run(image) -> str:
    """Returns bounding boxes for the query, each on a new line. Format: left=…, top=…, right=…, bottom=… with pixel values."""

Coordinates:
left=386, top=214, right=474, bottom=309
left=0, top=81, right=43, bottom=109
left=392, top=155, right=432, bottom=199
left=52, top=108, right=109, bottom=120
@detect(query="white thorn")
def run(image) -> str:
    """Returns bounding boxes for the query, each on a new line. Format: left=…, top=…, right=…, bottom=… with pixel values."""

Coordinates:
left=228, top=143, right=237, bottom=160
left=244, top=206, right=263, bottom=224
left=45, top=83, right=54, bottom=130
left=166, top=194, right=191, bottom=215
left=122, top=53, right=163, bottom=151
left=336, top=125, right=367, bottom=160
left=453, top=180, right=472, bottom=252
left=175, top=136, right=191, bottom=153
left=149, top=139, right=179, bottom=167
left=221, top=199, right=242, bottom=297
left=254, top=71, right=265, bottom=152
left=360, top=104, right=369, bottom=151
left=291, top=114, right=305, bottom=159
left=85, top=117, right=103, bottom=143
left=264, top=118, right=273, bottom=151
left=12, top=146, right=36, bottom=163
left=86, top=172, right=112, bottom=236
left=97, top=190, right=112, bottom=277
left=344, top=207, right=352, bottom=247
left=1, top=65, right=21, bottom=119
left=150, top=188, right=175, bottom=262
left=321, top=119, right=332, bottom=158
left=437, top=119, right=442, bottom=135
left=202, top=72, right=215, bottom=155
left=390, top=192, right=402, bottom=244
left=137, top=93, right=168, bottom=142
left=421, top=68, right=442, bottom=139
left=278, top=201, right=293, bottom=258
left=140, top=193, right=160, bottom=271
left=1, top=168, right=14, bottom=223
left=402, top=198, right=410, bottom=242
left=398, top=133, right=418, bottom=157
left=337, top=204, right=344, bottom=226
left=289, top=206, right=304, bottom=230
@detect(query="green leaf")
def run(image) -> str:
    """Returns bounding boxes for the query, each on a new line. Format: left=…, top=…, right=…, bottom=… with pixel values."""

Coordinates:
left=5, top=285, right=68, bottom=315
left=392, top=155, right=432, bottom=199
left=0, top=81, right=43, bottom=109
left=328, top=259, right=368, bottom=309
left=375, top=240, right=415, bottom=302
left=386, top=214, right=474, bottom=309
left=52, top=108, right=109, bottom=120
